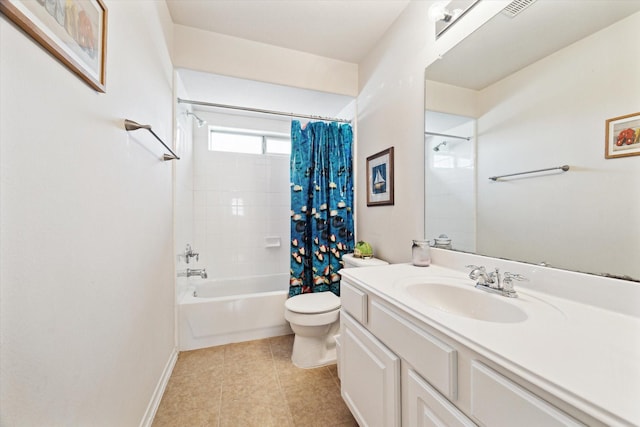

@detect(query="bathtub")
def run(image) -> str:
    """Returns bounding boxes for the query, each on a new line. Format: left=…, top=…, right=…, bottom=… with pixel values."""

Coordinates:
left=178, top=273, right=292, bottom=351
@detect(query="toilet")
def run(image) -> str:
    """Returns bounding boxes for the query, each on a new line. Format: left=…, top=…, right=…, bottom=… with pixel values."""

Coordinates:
left=284, top=253, right=388, bottom=369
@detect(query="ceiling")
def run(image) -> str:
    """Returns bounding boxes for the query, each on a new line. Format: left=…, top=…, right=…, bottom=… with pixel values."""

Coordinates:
left=165, top=0, right=410, bottom=64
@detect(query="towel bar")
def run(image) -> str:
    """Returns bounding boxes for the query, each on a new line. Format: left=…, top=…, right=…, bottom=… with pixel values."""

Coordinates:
left=124, top=119, right=180, bottom=161
left=489, top=165, right=569, bottom=181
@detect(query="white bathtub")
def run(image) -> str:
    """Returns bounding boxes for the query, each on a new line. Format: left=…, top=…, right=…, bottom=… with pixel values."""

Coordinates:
left=178, top=273, right=292, bottom=351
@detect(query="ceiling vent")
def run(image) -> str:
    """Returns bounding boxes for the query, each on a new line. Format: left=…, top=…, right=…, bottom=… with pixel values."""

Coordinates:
left=502, top=0, right=537, bottom=18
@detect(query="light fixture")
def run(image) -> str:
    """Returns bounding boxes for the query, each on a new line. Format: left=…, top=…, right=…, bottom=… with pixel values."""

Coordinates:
left=186, top=111, right=206, bottom=127
left=428, top=0, right=454, bottom=22
left=429, top=0, right=477, bottom=38
left=124, top=119, right=180, bottom=161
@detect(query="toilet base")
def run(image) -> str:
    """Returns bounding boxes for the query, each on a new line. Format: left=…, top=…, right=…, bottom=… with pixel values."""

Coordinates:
left=290, top=333, right=338, bottom=369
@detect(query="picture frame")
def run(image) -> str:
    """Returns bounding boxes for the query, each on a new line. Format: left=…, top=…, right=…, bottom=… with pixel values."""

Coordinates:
left=605, top=112, right=640, bottom=159
left=366, top=147, right=394, bottom=206
left=0, top=0, right=108, bottom=93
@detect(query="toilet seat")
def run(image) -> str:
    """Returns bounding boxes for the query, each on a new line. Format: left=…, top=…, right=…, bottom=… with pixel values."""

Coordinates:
left=285, top=292, right=341, bottom=314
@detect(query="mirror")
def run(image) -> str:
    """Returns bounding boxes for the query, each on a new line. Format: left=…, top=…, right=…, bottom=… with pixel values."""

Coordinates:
left=425, top=1, right=640, bottom=281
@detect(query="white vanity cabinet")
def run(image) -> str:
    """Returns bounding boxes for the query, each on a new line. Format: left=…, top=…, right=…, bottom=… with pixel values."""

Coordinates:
left=340, top=279, right=592, bottom=427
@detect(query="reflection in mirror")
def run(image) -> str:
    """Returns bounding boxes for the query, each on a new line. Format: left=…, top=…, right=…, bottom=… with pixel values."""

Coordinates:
left=425, top=2, right=640, bottom=281
left=430, top=0, right=481, bottom=38
left=425, top=111, right=475, bottom=253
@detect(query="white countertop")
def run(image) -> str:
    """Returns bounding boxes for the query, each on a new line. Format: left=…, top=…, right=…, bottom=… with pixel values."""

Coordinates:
left=340, top=263, right=640, bottom=427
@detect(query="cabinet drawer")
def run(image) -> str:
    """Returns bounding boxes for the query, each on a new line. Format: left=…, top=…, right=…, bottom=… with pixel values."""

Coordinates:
left=404, top=367, right=476, bottom=427
left=471, top=361, right=584, bottom=427
left=341, top=280, right=368, bottom=324
left=369, top=300, right=458, bottom=399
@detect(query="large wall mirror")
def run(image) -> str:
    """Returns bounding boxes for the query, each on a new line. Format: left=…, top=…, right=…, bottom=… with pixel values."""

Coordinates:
left=425, top=1, right=640, bottom=281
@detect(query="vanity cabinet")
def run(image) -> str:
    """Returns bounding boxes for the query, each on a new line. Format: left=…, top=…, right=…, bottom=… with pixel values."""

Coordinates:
left=340, top=280, right=590, bottom=427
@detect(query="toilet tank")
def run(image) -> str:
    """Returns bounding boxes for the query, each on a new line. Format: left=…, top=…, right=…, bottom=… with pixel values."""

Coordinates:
left=342, top=253, right=388, bottom=268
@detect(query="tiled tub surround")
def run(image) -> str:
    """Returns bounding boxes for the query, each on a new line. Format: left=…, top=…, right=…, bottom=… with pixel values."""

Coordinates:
left=193, top=149, right=290, bottom=279
left=340, top=249, right=640, bottom=426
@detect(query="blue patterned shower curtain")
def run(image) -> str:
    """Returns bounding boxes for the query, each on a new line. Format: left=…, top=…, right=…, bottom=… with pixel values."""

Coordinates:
left=289, top=120, right=354, bottom=297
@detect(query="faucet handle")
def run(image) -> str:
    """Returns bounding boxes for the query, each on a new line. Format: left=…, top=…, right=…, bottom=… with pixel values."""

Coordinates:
left=184, top=244, right=199, bottom=264
left=465, top=264, right=485, bottom=280
left=503, top=272, right=527, bottom=281
left=503, top=272, right=527, bottom=293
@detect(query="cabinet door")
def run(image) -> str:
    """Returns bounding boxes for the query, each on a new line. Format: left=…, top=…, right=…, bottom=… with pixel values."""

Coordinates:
left=404, top=366, right=476, bottom=427
left=341, top=312, right=401, bottom=427
left=470, top=361, right=584, bottom=427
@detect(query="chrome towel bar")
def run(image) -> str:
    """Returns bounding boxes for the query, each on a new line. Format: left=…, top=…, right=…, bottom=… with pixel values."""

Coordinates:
left=489, top=165, right=569, bottom=181
left=124, top=119, right=180, bottom=161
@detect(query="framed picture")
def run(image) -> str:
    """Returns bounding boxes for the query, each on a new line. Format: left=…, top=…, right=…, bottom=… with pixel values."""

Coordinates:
left=0, top=0, right=107, bottom=92
left=366, top=147, right=394, bottom=206
left=605, top=112, right=640, bottom=159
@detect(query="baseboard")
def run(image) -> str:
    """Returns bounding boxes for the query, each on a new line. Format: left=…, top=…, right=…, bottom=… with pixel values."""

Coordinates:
left=139, top=347, right=179, bottom=427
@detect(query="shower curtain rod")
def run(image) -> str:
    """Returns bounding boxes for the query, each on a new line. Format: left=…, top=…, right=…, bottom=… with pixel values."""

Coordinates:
left=177, top=98, right=352, bottom=124
left=425, top=131, right=471, bottom=140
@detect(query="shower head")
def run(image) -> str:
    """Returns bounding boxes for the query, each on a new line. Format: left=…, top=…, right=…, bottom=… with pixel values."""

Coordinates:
left=433, top=141, right=447, bottom=152
left=186, top=111, right=206, bottom=127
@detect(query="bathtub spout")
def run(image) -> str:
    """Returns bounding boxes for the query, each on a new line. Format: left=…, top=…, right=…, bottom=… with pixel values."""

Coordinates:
left=178, top=268, right=208, bottom=279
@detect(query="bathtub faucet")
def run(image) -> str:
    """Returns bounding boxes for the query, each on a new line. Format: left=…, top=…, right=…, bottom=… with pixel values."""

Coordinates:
left=184, top=244, right=199, bottom=264
left=178, top=268, right=208, bottom=279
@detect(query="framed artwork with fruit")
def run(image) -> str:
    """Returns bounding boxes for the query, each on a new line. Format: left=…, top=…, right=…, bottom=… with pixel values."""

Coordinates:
left=605, top=112, right=640, bottom=159
left=0, top=0, right=107, bottom=92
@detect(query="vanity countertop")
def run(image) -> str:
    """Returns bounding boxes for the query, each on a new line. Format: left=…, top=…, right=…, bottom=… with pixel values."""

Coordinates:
left=340, top=263, right=640, bottom=427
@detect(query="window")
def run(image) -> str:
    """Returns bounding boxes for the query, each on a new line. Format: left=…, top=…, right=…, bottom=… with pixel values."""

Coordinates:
left=209, top=127, right=290, bottom=155
left=265, top=136, right=290, bottom=155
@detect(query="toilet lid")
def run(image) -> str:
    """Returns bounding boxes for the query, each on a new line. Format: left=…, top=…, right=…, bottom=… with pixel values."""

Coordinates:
left=285, top=292, right=341, bottom=314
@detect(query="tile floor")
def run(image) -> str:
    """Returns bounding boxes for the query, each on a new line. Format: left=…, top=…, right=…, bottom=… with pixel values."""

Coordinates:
left=152, top=334, right=358, bottom=427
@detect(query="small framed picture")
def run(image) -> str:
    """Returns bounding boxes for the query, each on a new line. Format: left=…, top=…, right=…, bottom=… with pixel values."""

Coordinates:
left=366, top=147, right=394, bottom=206
left=0, top=0, right=108, bottom=92
left=605, top=112, right=640, bottom=159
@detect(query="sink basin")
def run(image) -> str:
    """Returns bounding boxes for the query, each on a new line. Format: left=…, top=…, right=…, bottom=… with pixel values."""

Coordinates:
left=402, top=282, right=528, bottom=323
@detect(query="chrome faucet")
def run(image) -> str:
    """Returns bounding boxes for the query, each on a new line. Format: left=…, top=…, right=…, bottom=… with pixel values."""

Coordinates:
left=466, top=265, right=525, bottom=298
left=466, top=265, right=497, bottom=286
left=178, top=268, right=208, bottom=279
left=184, top=244, right=199, bottom=264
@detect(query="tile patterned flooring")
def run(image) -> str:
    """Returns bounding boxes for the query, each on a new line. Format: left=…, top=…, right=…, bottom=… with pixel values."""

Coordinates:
left=152, top=334, right=358, bottom=427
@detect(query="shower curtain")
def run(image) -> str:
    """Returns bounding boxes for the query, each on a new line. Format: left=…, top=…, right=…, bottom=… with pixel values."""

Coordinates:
left=289, top=120, right=354, bottom=297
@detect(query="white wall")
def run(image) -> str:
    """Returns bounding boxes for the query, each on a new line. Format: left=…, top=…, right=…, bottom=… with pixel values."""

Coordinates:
left=191, top=111, right=291, bottom=279
left=173, top=24, right=358, bottom=97
left=476, top=12, right=640, bottom=278
left=0, top=2, right=177, bottom=425
left=356, top=1, right=432, bottom=263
